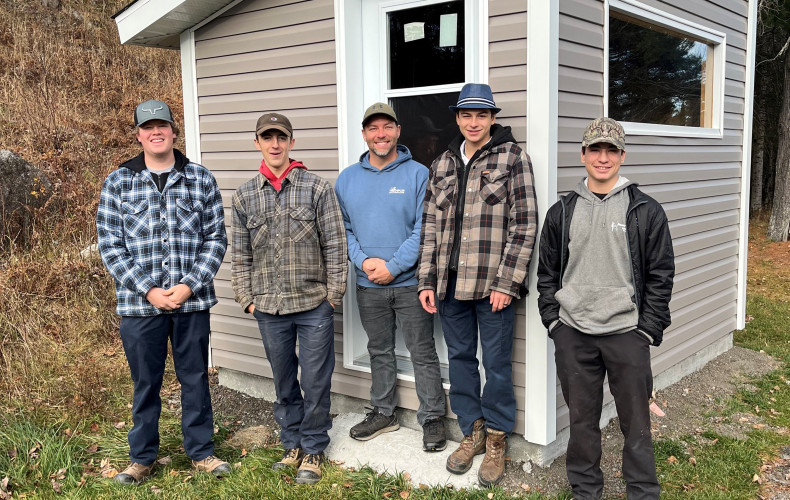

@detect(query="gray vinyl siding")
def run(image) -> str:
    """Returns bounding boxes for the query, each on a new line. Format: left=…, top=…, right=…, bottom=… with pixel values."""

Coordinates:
left=489, top=0, right=529, bottom=432
left=556, top=0, right=748, bottom=430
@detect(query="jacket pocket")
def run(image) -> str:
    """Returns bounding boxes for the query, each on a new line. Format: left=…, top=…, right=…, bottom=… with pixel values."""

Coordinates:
left=434, top=175, right=456, bottom=211
left=479, top=167, right=508, bottom=205
left=176, top=198, right=202, bottom=234
left=289, top=206, right=317, bottom=243
left=121, top=200, right=150, bottom=238
left=246, top=215, right=269, bottom=249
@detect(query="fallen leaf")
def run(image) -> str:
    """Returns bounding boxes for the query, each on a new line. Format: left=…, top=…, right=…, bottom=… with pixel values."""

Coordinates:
left=89, top=424, right=100, bottom=433
left=101, top=468, right=118, bottom=478
left=753, top=424, right=766, bottom=429
left=753, top=474, right=762, bottom=483
left=169, top=470, right=179, bottom=477
left=7, top=449, right=16, bottom=459
left=156, top=456, right=172, bottom=466
left=649, top=402, right=665, bottom=417
left=241, top=449, right=248, bottom=458
left=150, top=486, right=162, bottom=495
left=682, top=483, right=695, bottom=491
left=113, top=421, right=125, bottom=429
left=689, top=457, right=697, bottom=465
left=667, top=456, right=679, bottom=464
left=51, top=479, right=62, bottom=494
left=344, top=482, right=352, bottom=488
left=86, top=444, right=99, bottom=454
left=418, top=483, right=429, bottom=489
left=487, top=493, right=494, bottom=499
left=0, top=477, right=8, bottom=491
left=400, top=491, right=410, bottom=499
left=520, top=482, right=531, bottom=491
left=402, top=472, right=411, bottom=482
left=383, top=493, right=393, bottom=498
left=64, top=429, right=72, bottom=437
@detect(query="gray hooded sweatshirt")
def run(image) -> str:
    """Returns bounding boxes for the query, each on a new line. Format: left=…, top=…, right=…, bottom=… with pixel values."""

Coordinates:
left=555, top=176, right=638, bottom=335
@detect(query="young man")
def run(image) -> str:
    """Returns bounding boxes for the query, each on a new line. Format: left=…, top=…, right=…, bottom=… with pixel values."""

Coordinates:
left=334, top=103, right=447, bottom=451
left=537, top=117, right=674, bottom=500
left=417, top=84, right=538, bottom=486
left=96, top=100, right=229, bottom=484
left=231, top=112, right=348, bottom=485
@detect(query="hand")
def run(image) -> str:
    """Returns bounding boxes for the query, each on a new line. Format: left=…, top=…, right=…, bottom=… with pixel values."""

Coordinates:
left=146, top=287, right=181, bottom=310
left=246, top=304, right=256, bottom=314
left=327, top=300, right=335, bottom=309
left=489, top=290, right=513, bottom=312
left=419, top=290, right=437, bottom=314
left=162, top=284, right=193, bottom=306
left=362, top=257, right=394, bottom=285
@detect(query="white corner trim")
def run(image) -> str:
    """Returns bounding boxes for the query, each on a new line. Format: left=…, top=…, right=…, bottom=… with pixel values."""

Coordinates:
left=738, top=0, right=758, bottom=330
left=525, top=0, right=559, bottom=446
left=179, top=30, right=201, bottom=163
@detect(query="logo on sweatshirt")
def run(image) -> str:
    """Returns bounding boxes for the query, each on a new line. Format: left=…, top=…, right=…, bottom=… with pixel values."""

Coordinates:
left=611, top=222, right=626, bottom=233
left=389, top=187, right=405, bottom=195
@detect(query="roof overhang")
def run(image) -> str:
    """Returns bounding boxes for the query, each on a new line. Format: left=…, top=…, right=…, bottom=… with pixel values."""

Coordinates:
left=112, top=0, right=235, bottom=49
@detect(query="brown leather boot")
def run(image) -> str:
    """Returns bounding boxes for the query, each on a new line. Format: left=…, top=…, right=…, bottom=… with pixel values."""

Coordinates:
left=478, top=428, right=508, bottom=486
left=446, top=418, right=486, bottom=474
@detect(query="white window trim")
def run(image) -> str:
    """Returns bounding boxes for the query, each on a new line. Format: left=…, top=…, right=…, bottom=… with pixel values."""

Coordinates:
left=605, top=0, right=727, bottom=138
left=335, top=0, right=487, bottom=384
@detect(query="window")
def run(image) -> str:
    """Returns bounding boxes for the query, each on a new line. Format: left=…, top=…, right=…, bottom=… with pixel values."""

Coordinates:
left=606, top=0, right=725, bottom=136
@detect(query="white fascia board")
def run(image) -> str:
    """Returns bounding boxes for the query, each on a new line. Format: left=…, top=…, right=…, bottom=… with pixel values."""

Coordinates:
left=114, top=0, right=186, bottom=45
left=737, top=0, right=758, bottom=330
left=524, top=0, right=559, bottom=446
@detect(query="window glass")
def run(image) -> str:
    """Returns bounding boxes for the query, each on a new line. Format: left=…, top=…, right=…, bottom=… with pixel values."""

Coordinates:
left=391, top=93, right=459, bottom=167
left=388, top=1, right=465, bottom=89
left=609, top=11, right=713, bottom=127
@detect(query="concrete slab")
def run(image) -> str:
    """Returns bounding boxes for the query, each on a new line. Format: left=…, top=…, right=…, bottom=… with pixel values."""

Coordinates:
left=325, top=413, right=481, bottom=489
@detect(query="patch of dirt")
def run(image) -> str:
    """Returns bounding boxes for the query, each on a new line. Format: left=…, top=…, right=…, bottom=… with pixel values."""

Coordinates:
left=206, top=347, right=784, bottom=498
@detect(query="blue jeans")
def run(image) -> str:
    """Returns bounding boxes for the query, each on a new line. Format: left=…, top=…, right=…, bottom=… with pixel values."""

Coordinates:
left=252, top=301, right=335, bottom=454
left=356, top=284, right=446, bottom=425
left=437, top=273, right=516, bottom=436
left=119, top=311, right=214, bottom=465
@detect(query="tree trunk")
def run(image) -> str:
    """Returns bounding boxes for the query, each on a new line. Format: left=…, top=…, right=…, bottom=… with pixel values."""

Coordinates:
left=768, top=51, right=790, bottom=241
left=751, top=91, right=766, bottom=214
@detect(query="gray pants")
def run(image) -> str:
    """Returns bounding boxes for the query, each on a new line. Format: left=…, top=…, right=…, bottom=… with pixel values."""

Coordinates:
left=356, top=284, right=446, bottom=425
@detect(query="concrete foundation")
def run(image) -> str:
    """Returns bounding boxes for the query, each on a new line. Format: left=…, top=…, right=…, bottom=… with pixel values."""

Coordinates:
left=216, top=332, right=733, bottom=467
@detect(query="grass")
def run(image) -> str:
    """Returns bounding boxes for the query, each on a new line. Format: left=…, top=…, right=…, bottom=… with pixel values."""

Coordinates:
left=1, top=1, right=790, bottom=499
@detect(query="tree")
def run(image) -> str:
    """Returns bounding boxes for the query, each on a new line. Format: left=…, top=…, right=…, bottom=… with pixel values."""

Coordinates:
left=769, top=49, right=790, bottom=240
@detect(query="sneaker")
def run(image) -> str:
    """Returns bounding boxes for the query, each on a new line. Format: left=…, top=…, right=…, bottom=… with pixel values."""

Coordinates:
left=349, top=407, right=399, bottom=441
left=114, top=462, right=154, bottom=485
left=477, top=429, right=508, bottom=487
left=272, top=448, right=304, bottom=470
left=191, top=455, right=232, bottom=477
left=446, top=417, right=486, bottom=474
left=422, top=418, right=447, bottom=452
left=295, top=453, right=324, bottom=485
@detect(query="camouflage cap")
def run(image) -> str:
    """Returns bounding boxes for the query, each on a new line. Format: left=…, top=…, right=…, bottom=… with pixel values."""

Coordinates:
left=582, top=117, right=626, bottom=150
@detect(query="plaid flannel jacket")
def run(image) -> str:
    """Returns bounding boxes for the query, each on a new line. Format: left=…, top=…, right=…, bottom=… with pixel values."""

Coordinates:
left=418, top=127, right=538, bottom=300
left=96, top=150, right=227, bottom=316
left=231, top=167, right=348, bottom=315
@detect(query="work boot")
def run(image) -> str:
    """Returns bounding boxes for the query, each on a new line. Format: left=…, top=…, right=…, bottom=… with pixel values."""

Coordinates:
left=422, top=417, right=447, bottom=452
left=446, top=417, right=486, bottom=474
left=349, top=407, right=399, bottom=441
left=114, top=462, right=154, bottom=485
left=272, top=448, right=304, bottom=470
left=191, top=455, right=232, bottom=477
left=478, top=428, right=508, bottom=487
left=295, top=452, right=324, bottom=485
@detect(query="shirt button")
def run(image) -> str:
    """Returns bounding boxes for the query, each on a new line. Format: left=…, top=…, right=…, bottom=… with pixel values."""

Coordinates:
left=465, top=213, right=470, bottom=217
left=467, top=188, right=472, bottom=192
left=459, top=261, right=465, bottom=266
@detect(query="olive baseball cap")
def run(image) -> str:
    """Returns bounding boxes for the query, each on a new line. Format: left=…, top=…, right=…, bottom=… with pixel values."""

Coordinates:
left=134, top=100, right=175, bottom=127
left=582, top=117, right=626, bottom=150
left=256, top=113, right=293, bottom=137
left=362, top=102, right=398, bottom=127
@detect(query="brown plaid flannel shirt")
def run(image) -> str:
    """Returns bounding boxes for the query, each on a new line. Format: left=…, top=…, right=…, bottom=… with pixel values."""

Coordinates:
left=418, top=140, right=537, bottom=300
left=231, top=167, right=348, bottom=315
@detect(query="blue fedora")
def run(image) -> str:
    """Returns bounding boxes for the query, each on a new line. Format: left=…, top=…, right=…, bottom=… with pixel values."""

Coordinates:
left=449, top=83, right=501, bottom=114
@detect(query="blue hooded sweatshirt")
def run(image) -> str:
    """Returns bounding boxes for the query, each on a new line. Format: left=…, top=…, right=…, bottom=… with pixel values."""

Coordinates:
left=334, top=145, right=428, bottom=288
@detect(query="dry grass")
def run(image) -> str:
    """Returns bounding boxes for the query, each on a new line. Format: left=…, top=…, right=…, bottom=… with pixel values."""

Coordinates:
left=0, top=0, right=183, bottom=423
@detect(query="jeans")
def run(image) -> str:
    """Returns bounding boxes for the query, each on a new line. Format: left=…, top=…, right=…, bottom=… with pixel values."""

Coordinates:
left=356, top=284, right=446, bottom=425
left=553, top=322, right=659, bottom=500
left=252, top=301, right=335, bottom=454
left=120, top=311, right=214, bottom=465
left=436, top=273, right=516, bottom=435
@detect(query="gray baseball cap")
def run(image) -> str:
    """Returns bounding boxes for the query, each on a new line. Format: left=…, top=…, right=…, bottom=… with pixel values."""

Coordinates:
left=134, top=100, right=175, bottom=127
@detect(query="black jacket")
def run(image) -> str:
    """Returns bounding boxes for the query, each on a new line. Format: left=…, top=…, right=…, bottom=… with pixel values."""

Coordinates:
left=536, top=184, right=674, bottom=346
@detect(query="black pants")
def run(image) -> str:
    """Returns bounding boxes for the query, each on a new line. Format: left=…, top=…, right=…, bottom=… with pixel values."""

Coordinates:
left=553, top=323, right=659, bottom=500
